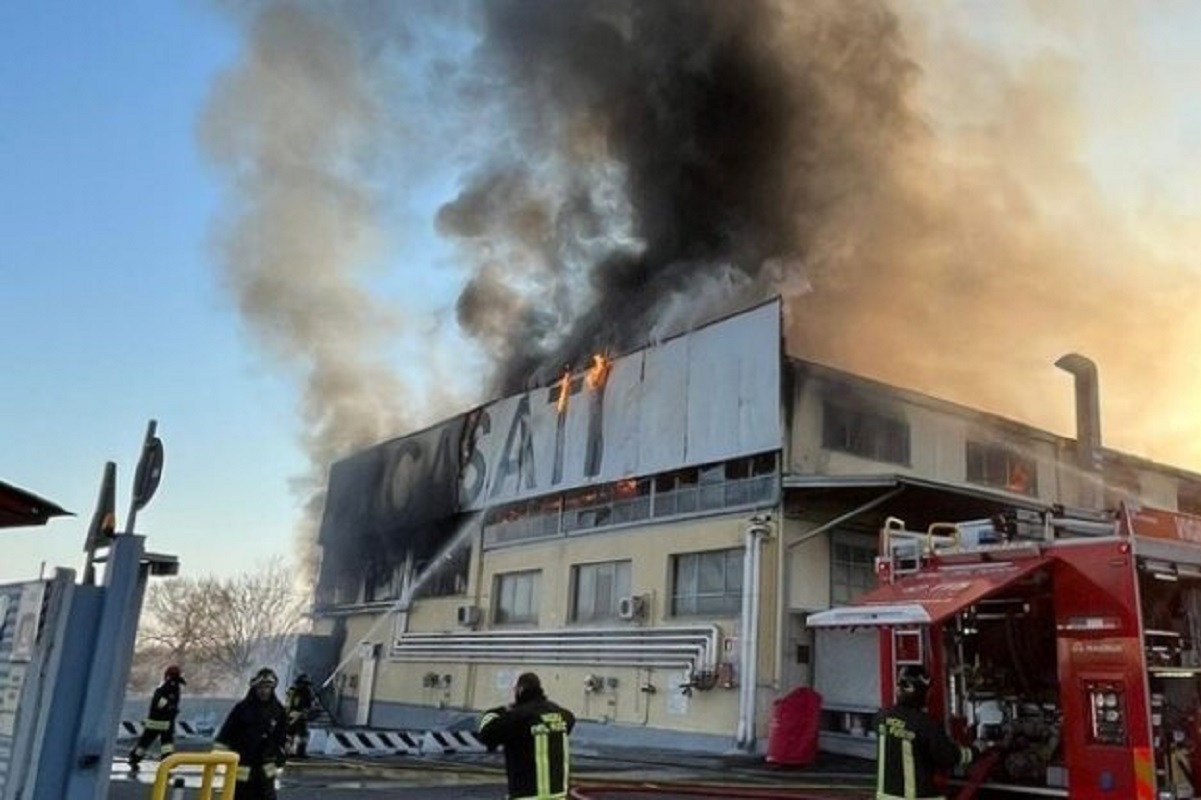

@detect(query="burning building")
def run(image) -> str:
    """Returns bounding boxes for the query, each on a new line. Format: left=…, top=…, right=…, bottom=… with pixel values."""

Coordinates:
left=306, top=299, right=1201, bottom=754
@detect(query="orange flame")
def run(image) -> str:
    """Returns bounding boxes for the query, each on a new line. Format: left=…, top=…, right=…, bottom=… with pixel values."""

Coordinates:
left=614, top=478, right=639, bottom=498
left=556, top=369, right=572, bottom=414
left=585, top=353, right=610, bottom=390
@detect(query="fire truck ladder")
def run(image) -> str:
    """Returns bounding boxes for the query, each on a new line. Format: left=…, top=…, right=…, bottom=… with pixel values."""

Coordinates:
left=880, top=517, right=960, bottom=581
left=881, top=508, right=1119, bottom=583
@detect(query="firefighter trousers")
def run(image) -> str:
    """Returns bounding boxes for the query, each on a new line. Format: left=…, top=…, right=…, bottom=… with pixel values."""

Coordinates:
left=235, top=764, right=279, bottom=800
left=129, top=722, right=175, bottom=763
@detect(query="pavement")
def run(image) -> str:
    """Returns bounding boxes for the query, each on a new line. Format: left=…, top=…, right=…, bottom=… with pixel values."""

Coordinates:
left=107, top=743, right=875, bottom=799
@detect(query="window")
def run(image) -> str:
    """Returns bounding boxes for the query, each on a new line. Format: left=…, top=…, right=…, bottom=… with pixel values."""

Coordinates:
left=365, top=561, right=398, bottom=602
left=612, top=478, right=651, bottom=523
left=671, top=548, right=744, bottom=616
left=413, top=547, right=470, bottom=598
left=1180, top=483, right=1201, bottom=517
left=494, top=570, right=540, bottom=624
left=822, top=401, right=910, bottom=465
left=654, top=467, right=699, bottom=516
left=831, top=536, right=876, bottom=605
left=572, top=560, right=632, bottom=622
left=965, top=441, right=1038, bottom=496
left=481, top=453, right=781, bottom=551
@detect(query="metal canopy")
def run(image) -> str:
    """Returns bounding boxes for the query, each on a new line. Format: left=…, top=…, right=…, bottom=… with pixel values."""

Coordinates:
left=783, top=473, right=1047, bottom=532
left=0, top=481, right=71, bottom=529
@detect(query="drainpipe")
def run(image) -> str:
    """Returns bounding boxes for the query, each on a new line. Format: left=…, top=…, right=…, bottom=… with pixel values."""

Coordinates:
left=736, top=516, right=772, bottom=750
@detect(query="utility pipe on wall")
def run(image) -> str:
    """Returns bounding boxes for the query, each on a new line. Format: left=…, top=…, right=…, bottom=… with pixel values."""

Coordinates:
left=736, top=516, right=772, bottom=751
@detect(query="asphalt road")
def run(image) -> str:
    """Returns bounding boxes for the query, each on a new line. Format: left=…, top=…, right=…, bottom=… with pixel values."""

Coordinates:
left=106, top=747, right=875, bottom=799
left=108, top=758, right=509, bottom=799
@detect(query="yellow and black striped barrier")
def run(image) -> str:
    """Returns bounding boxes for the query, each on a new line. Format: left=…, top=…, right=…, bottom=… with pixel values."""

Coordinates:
left=150, top=751, right=240, bottom=800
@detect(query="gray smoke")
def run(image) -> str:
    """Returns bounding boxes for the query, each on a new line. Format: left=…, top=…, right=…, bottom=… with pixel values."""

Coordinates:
left=200, top=4, right=419, bottom=580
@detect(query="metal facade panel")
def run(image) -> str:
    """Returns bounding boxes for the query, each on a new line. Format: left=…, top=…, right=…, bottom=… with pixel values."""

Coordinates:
left=457, top=299, right=782, bottom=509
left=319, top=417, right=466, bottom=579
left=637, top=338, right=689, bottom=475
left=684, top=304, right=780, bottom=466
left=602, top=352, right=647, bottom=479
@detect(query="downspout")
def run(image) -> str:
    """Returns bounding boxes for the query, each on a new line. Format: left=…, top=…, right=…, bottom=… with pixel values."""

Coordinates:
left=736, top=516, right=772, bottom=750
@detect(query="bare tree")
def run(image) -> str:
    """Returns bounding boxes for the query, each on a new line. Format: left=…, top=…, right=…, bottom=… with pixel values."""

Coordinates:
left=204, top=557, right=307, bottom=686
left=135, top=557, right=307, bottom=693
left=141, top=575, right=217, bottom=663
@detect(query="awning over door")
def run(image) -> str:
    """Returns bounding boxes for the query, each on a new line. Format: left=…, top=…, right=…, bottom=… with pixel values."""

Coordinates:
left=807, top=555, right=1050, bottom=629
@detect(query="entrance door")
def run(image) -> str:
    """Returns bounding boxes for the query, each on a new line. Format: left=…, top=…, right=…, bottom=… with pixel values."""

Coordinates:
left=781, top=613, right=814, bottom=690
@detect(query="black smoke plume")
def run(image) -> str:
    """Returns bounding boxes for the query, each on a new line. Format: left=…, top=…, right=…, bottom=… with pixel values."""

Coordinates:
left=441, top=0, right=917, bottom=394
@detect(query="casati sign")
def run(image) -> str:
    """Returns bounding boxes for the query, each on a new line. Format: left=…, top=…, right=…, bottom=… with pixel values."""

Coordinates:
left=318, top=300, right=782, bottom=565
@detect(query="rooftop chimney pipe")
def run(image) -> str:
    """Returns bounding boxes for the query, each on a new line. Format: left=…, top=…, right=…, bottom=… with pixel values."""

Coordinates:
left=1055, top=353, right=1103, bottom=475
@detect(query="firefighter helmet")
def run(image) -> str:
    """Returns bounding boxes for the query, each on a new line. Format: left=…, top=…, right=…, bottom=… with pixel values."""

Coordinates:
left=164, top=665, right=186, bottom=684
left=896, top=664, right=931, bottom=706
left=250, top=667, right=279, bottom=689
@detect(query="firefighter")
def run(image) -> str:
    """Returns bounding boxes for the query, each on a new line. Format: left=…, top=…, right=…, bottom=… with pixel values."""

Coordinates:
left=875, top=664, right=976, bottom=800
left=214, top=667, right=289, bottom=800
left=127, top=664, right=186, bottom=772
left=285, top=673, right=316, bottom=758
left=478, top=672, right=576, bottom=800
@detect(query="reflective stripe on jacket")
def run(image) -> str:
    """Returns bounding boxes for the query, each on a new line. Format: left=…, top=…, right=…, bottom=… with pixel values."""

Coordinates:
left=145, top=680, right=182, bottom=722
left=875, top=703, right=973, bottom=799
left=478, top=697, right=575, bottom=800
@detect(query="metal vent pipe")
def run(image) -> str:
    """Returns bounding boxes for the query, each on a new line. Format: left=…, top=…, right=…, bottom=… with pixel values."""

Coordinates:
left=1061, top=353, right=1104, bottom=504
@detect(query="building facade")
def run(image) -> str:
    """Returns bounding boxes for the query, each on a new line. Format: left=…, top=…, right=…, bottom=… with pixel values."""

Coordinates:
left=307, top=299, right=1201, bottom=754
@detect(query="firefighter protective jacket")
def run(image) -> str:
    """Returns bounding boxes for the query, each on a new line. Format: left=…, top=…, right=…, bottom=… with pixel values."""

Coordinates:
left=875, top=703, right=974, bottom=800
left=214, top=689, right=289, bottom=770
left=143, top=679, right=182, bottom=731
left=479, top=696, right=576, bottom=800
left=286, top=683, right=315, bottom=724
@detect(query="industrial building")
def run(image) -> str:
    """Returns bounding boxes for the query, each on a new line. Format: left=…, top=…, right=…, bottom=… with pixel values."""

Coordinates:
left=307, top=298, right=1201, bottom=754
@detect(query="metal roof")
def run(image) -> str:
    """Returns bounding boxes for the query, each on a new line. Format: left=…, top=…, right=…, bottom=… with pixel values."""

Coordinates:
left=0, top=481, right=71, bottom=529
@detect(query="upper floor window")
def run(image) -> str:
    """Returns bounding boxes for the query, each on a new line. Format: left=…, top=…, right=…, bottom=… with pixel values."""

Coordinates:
left=482, top=452, right=780, bottom=549
left=830, top=534, right=877, bottom=605
left=571, top=560, right=632, bottom=622
left=412, top=547, right=470, bottom=599
left=671, top=548, right=744, bottom=617
left=1179, top=483, right=1201, bottom=517
left=822, top=401, right=910, bottom=465
left=494, top=570, right=540, bottom=625
left=965, top=441, right=1038, bottom=496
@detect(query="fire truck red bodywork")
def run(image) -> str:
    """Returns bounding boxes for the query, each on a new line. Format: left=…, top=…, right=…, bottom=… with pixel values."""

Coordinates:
left=811, top=505, right=1201, bottom=799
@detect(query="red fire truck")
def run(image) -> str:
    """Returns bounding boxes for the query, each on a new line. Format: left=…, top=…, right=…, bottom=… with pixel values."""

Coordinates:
left=807, top=504, right=1201, bottom=799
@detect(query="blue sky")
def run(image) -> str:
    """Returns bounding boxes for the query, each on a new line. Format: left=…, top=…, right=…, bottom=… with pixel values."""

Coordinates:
left=4, top=1, right=1201, bottom=584
left=0, top=2, right=298, bottom=581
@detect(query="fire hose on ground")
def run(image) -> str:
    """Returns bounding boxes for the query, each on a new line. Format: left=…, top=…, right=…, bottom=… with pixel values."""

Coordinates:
left=313, top=752, right=874, bottom=798
left=569, top=784, right=870, bottom=800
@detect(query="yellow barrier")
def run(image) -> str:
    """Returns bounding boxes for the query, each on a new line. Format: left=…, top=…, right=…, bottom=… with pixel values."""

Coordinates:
left=150, top=751, right=240, bottom=800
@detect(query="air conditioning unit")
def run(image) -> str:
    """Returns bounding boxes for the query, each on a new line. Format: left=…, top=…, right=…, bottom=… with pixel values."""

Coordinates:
left=456, top=605, right=482, bottom=627
left=617, top=595, right=646, bottom=621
